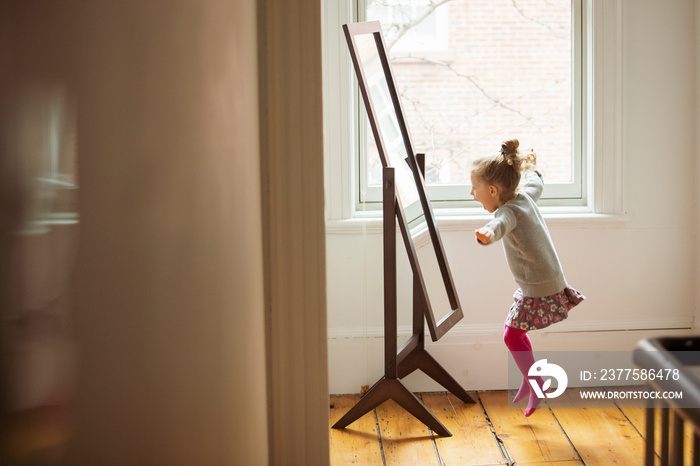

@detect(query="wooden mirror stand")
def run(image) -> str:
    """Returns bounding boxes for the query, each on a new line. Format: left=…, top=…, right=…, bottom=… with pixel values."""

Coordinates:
left=332, top=156, right=475, bottom=437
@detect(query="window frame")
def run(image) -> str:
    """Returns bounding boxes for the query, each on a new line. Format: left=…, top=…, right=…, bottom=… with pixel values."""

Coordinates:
left=323, top=0, right=624, bottom=223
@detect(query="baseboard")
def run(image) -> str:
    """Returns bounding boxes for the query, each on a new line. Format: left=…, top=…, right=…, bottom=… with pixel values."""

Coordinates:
left=328, top=317, right=693, bottom=340
left=328, top=321, right=696, bottom=395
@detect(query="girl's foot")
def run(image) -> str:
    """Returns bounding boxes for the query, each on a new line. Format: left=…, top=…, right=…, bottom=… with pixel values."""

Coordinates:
left=524, top=378, right=547, bottom=417
left=513, top=379, right=529, bottom=403
left=525, top=393, right=543, bottom=417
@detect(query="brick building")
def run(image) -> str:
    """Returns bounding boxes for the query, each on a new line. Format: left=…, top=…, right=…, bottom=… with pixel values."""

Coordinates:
left=367, top=0, right=572, bottom=188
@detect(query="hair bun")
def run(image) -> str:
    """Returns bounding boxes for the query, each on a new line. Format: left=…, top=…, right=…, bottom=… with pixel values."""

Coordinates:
left=500, top=138, right=521, bottom=170
left=501, top=138, right=520, bottom=157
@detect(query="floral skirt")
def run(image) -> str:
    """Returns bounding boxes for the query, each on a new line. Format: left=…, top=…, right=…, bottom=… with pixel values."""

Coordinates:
left=505, top=287, right=585, bottom=331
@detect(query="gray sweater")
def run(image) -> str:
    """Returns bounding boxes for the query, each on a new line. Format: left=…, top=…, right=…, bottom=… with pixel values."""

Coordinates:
left=480, top=171, right=568, bottom=298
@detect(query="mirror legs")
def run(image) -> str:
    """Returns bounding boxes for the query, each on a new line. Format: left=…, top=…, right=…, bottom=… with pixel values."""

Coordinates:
left=398, top=348, right=475, bottom=405
left=332, top=161, right=468, bottom=437
left=331, top=377, right=451, bottom=437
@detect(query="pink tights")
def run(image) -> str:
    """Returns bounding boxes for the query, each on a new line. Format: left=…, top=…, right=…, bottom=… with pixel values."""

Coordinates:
left=503, top=325, right=545, bottom=417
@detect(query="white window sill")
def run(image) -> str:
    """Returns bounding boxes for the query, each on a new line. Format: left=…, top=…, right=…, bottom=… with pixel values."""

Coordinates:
left=326, top=207, right=628, bottom=234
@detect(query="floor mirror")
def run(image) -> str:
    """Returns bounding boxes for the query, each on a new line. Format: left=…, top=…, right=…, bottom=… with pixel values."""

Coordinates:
left=332, top=21, right=474, bottom=437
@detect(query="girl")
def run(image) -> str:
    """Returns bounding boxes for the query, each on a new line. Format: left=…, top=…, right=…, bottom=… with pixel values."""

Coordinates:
left=470, top=138, right=585, bottom=417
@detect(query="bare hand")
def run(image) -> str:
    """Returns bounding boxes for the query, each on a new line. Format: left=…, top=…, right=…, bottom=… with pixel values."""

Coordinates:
left=525, top=149, right=537, bottom=170
left=475, top=228, right=492, bottom=245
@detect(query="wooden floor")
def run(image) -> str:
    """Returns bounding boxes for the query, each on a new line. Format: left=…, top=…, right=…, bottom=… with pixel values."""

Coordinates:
left=330, top=389, right=696, bottom=465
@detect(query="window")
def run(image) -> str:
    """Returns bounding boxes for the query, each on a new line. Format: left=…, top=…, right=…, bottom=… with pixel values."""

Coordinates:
left=360, top=0, right=583, bottom=208
left=368, top=0, right=450, bottom=53
left=323, top=0, right=623, bottom=221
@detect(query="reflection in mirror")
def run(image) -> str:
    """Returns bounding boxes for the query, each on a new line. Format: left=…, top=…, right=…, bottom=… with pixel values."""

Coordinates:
left=410, top=219, right=453, bottom=326
left=354, top=33, right=421, bottom=222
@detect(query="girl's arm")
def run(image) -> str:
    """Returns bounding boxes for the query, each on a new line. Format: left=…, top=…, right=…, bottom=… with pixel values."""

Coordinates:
left=521, top=150, right=543, bottom=201
left=475, top=207, right=517, bottom=245
left=475, top=228, right=492, bottom=245
left=521, top=170, right=544, bottom=202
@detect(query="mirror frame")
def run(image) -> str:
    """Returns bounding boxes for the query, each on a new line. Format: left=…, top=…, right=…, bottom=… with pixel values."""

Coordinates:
left=343, top=21, right=463, bottom=341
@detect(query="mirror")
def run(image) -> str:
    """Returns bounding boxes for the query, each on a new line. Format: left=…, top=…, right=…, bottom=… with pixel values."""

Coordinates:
left=344, top=21, right=463, bottom=341
left=353, top=32, right=421, bottom=222
left=410, top=215, right=454, bottom=329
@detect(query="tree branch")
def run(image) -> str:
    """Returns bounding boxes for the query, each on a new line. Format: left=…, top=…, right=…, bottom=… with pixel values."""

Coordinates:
left=393, top=54, right=537, bottom=123
left=511, top=0, right=566, bottom=40
left=371, top=0, right=454, bottom=50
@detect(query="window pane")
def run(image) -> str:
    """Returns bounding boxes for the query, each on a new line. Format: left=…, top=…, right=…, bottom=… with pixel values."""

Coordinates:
left=365, top=0, right=572, bottom=188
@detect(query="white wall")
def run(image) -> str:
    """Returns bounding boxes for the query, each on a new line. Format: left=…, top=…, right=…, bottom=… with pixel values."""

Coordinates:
left=327, top=0, right=699, bottom=394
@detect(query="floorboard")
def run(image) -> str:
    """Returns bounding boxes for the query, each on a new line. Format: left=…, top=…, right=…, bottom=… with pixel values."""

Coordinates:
left=329, top=394, right=384, bottom=465
left=479, top=390, right=581, bottom=464
left=547, top=388, right=645, bottom=465
left=422, top=392, right=505, bottom=465
left=330, top=389, right=671, bottom=465
left=375, top=398, right=440, bottom=465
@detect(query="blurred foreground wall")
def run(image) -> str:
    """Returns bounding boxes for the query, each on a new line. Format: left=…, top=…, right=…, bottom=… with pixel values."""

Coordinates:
left=1, top=1, right=269, bottom=464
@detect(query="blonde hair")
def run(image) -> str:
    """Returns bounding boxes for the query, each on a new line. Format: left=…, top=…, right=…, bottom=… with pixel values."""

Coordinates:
left=471, top=139, right=528, bottom=201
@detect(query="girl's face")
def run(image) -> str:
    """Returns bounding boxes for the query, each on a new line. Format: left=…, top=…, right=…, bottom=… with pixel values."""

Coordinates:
left=470, top=172, right=500, bottom=213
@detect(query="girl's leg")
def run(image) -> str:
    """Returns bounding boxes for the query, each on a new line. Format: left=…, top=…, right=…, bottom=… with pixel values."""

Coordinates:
left=503, top=325, right=531, bottom=403
left=503, top=325, right=544, bottom=416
